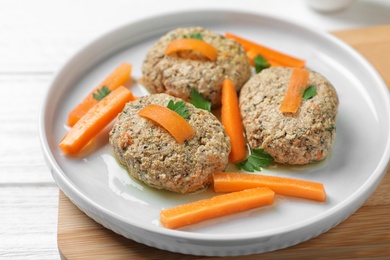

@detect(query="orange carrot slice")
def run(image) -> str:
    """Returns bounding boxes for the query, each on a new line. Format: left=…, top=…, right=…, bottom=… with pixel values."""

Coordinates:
left=279, top=68, right=310, bottom=113
left=221, top=79, right=246, bottom=163
left=67, top=62, right=132, bottom=126
left=165, top=38, right=218, bottom=61
left=213, top=172, right=326, bottom=202
left=246, top=49, right=282, bottom=67
left=59, top=86, right=135, bottom=155
left=225, top=32, right=305, bottom=68
left=160, top=187, right=274, bottom=229
left=138, top=104, right=195, bottom=144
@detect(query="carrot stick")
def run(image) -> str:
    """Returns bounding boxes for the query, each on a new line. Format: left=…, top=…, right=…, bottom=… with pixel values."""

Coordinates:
left=138, top=104, right=195, bottom=144
left=213, top=172, right=326, bottom=202
left=246, top=49, right=282, bottom=67
left=59, top=86, right=135, bottom=155
left=67, top=62, right=132, bottom=126
left=225, top=32, right=305, bottom=68
left=165, top=38, right=218, bottom=61
left=221, top=79, right=246, bottom=163
left=279, top=68, right=310, bottom=113
left=160, top=187, right=274, bottom=229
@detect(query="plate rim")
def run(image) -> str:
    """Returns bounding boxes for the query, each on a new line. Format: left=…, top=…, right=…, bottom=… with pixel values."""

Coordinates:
left=39, top=8, right=390, bottom=255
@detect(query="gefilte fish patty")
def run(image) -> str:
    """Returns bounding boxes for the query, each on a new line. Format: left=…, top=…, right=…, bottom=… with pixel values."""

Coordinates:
left=141, top=27, right=251, bottom=107
left=239, top=67, right=339, bottom=165
left=109, top=93, right=231, bottom=193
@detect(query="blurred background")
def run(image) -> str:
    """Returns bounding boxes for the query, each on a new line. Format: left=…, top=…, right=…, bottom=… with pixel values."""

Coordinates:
left=1, top=0, right=390, bottom=73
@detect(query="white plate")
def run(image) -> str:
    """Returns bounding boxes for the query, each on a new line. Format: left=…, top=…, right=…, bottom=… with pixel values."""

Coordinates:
left=39, top=10, right=390, bottom=256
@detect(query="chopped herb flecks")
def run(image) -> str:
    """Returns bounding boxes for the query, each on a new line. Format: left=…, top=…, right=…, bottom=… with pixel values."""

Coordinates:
left=167, top=100, right=190, bottom=119
left=183, top=33, right=203, bottom=40
left=236, top=148, right=274, bottom=172
left=189, top=88, right=211, bottom=111
left=92, top=86, right=112, bottom=101
left=326, top=125, right=335, bottom=132
left=254, top=55, right=270, bottom=73
left=303, top=85, right=317, bottom=100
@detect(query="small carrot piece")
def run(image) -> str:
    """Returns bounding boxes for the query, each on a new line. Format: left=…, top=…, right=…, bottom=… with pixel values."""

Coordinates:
left=279, top=68, right=310, bottom=113
left=165, top=38, right=218, bottom=61
left=213, top=172, right=326, bottom=202
left=59, top=86, right=135, bottom=155
left=225, top=32, right=305, bottom=68
left=138, top=104, right=195, bottom=144
left=246, top=49, right=282, bottom=67
left=160, top=187, right=274, bottom=229
left=221, top=79, right=246, bottom=163
left=67, top=62, right=132, bottom=126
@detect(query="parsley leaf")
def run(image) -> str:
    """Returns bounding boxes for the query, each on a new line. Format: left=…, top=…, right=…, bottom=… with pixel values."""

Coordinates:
left=189, top=88, right=211, bottom=111
left=254, top=55, right=270, bottom=73
left=303, top=85, right=317, bottom=100
left=236, top=148, right=274, bottom=172
left=167, top=100, right=190, bottom=119
left=183, top=33, right=203, bottom=40
left=92, top=86, right=111, bottom=101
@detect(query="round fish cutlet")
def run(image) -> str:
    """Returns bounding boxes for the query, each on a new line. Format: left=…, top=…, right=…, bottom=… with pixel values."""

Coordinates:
left=109, top=93, right=231, bottom=194
left=141, top=27, right=251, bottom=107
left=239, top=67, right=339, bottom=165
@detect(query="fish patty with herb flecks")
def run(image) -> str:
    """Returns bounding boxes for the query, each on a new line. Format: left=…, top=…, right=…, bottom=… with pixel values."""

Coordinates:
left=141, top=27, right=251, bottom=107
left=239, top=67, right=339, bottom=165
left=109, top=93, right=231, bottom=194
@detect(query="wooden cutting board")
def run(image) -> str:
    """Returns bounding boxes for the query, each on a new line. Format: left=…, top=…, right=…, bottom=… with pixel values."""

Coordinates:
left=58, top=25, right=390, bottom=259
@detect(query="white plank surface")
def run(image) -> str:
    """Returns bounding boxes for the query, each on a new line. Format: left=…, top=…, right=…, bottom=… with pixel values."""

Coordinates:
left=1, top=0, right=389, bottom=259
left=0, top=186, right=58, bottom=259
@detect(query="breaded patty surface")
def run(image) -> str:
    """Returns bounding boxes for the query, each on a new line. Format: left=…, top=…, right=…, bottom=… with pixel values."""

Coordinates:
left=239, top=67, right=339, bottom=165
left=142, top=27, right=251, bottom=107
left=109, top=93, right=231, bottom=193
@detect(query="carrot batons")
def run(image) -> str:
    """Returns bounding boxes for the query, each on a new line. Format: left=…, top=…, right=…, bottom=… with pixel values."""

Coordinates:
left=59, top=86, right=135, bottom=155
left=225, top=32, right=305, bottom=68
left=213, top=172, right=326, bottom=202
left=221, top=79, right=247, bottom=163
left=165, top=38, right=218, bottom=61
left=67, top=62, right=132, bottom=126
left=279, top=68, right=310, bottom=113
left=138, top=104, right=195, bottom=144
left=160, top=187, right=274, bottom=229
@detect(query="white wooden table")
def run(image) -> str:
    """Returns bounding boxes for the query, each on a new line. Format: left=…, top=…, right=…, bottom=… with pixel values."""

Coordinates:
left=1, top=0, right=389, bottom=259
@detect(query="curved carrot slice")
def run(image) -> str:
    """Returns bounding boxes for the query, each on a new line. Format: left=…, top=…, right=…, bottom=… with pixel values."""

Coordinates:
left=138, top=104, right=195, bottom=144
left=279, top=68, right=310, bottom=113
left=165, top=38, right=218, bottom=61
left=160, top=187, right=274, bottom=229
left=213, top=172, right=326, bottom=202
left=225, top=32, right=305, bottom=68
left=221, top=79, right=246, bottom=163
left=67, top=62, right=132, bottom=126
left=59, top=86, right=135, bottom=155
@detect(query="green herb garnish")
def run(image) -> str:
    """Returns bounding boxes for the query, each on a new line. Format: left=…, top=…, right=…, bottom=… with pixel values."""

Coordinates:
left=183, top=33, right=203, bottom=40
left=254, top=55, right=270, bottom=73
left=92, top=86, right=111, bottom=101
left=167, top=100, right=190, bottom=119
left=189, top=88, right=211, bottom=111
left=303, top=85, right=317, bottom=100
left=325, top=125, right=335, bottom=132
left=236, top=148, right=274, bottom=172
